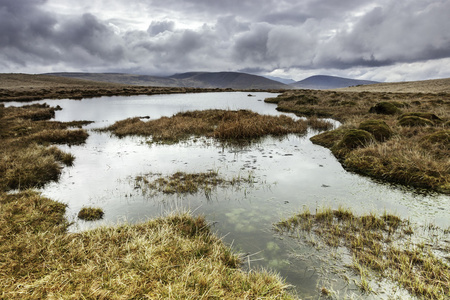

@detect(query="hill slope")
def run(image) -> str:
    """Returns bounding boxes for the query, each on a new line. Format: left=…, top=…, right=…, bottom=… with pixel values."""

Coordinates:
left=46, top=72, right=288, bottom=90
left=337, top=77, right=450, bottom=93
left=290, top=75, right=378, bottom=90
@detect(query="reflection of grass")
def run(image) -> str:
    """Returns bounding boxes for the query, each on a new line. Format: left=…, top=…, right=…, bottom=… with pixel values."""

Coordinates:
left=269, top=90, right=450, bottom=193
left=0, top=191, right=293, bottom=298
left=102, top=109, right=310, bottom=144
left=136, top=171, right=253, bottom=196
left=276, top=207, right=450, bottom=299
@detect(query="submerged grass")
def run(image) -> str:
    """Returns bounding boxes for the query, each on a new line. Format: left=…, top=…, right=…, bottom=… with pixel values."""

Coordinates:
left=135, top=171, right=253, bottom=197
left=276, top=207, right=450, bottom=299
left=269, top=90, right=450, bottom=193
left=0, top=191, right=293, bottom=299
left=101, top=109, right=310, bottom=144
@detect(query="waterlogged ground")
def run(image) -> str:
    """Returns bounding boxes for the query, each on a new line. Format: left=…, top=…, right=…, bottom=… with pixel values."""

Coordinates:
left=4, top=92, right=449, bottom=299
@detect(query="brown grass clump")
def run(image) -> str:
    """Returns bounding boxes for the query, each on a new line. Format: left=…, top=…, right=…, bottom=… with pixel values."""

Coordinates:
left=0, top=104, right=88, bottom=191
left=276, top=207, right=450, bottom=299
left=102, top=109, right=309, bottom=144
left=0, top=190, right=293, bottom=299
left=78, top=207, right=104, bottom=221
left=269, top=89, right=450, bottom=193
left=0, top=144, right=75, bottom=190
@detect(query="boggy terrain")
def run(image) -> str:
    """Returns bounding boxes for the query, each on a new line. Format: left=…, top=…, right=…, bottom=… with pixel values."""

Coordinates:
left=0, top=73, right=280, bottom=102
left=266, top=89, right=450, bottom=193
left=1, top=74, right=449, bottom=298
left=0, top=101, right=294, bottom=298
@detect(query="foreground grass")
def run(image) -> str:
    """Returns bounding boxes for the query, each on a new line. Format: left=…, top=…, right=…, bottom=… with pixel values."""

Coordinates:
left=276, top=207, right=450, bottom=299
left=266, top=90, right=450, bottom=193
left=0, top=191, right=293, bottom=299
left=101, top=109, right=312, bottom=144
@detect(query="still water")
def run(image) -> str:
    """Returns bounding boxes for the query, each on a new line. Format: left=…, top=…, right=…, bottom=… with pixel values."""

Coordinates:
left=4, top=92, right=449, bottom=298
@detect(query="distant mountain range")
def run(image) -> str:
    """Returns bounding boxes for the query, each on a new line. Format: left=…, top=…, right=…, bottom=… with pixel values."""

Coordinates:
left=45, top=72, right=378, bottom=90
left=289, top=75, right=378, bottom=89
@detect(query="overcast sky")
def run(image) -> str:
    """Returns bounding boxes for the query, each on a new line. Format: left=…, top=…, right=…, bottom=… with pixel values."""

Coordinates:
left=1, top=0, right=449, bottom=82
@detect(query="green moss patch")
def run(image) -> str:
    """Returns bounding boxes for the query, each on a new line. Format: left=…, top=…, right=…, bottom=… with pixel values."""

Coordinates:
left=369, top=102, right=402, bottom=115
left=358, top=119, right=393, bottom=142
left=398, top=116, right=435, bottom=127
left=337, top=129, right=374, bottom=150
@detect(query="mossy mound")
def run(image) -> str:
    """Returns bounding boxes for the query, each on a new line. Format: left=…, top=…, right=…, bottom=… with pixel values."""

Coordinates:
left=337, top=129, right=375, bottom=150
left=421, top=130, right=450, bottom=147
left=400, top=112, right=442, bottom=122
left=358, top=120, right=393, bottom=142
left=78, top=207, right=104, bottom=221
left=398, top=116, right=434, bottom=127
left=310, top=128, right=347, bottom=148
left=369, top=102, right=402, bottom=115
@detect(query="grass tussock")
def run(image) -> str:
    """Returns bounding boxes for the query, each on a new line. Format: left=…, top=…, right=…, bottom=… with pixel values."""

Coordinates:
left=135, top=171, right=253, bottom=196
left=101, top=109, right=309, bottom=144
left=0, top=104, right=89, bottom=191
left=272, top=90, right=450, bottom=193
left=276, top=207, right=450, bottom=299
left=78, top=207, right=105, bottom=221
left=0, top=191, right=293, bottom=299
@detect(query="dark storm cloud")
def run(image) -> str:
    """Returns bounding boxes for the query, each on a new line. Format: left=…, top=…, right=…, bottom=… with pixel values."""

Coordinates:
left=1, top=0, right=450, bottom=80
left=314, top=1, right=450, bottom=69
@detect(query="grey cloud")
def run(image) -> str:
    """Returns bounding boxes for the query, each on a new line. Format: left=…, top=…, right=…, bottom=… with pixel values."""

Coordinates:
left=147, top=20, right=175, bottom=36
left=314, top=2, right=450, bottom=69
left=215, top=16, right=250, bottom=38
left=1, top=0, right=450, bottom=81
left=233, top=24, right=271, bottom=64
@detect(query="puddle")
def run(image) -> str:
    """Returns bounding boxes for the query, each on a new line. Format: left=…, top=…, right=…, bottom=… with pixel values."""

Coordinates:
left=3, top=92, right=449, bottom=298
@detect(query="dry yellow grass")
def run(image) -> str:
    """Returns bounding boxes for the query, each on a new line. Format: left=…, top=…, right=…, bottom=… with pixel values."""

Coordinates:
left=102, top=109, right=310, bottom=144
left=0, top=191, right=293, bottom=299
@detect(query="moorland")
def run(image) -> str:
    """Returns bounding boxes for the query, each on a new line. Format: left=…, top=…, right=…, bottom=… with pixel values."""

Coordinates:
left=0, top=73, right=449, bottom=299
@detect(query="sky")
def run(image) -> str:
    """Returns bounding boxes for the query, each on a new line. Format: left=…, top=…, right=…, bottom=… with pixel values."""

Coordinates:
left=1, top=0, right=450, bottom=82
